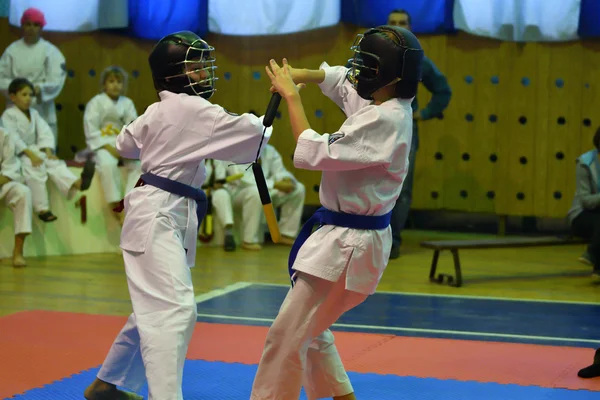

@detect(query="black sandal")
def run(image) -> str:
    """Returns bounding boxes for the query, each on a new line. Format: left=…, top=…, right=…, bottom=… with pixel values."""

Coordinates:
left=80, top=158, right=96, bottom=191
left=38, top=211, right=57, bottom=222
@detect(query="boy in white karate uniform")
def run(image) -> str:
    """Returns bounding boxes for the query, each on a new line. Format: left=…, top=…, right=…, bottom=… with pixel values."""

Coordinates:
left=200, top=158, right=236, bottom=251
left=1, top=78, right=94, bottom=222
left=0, top=8, right=67, bottom=142
left=83, top=66, right=141, bottom=224
left=251, top=26, right=424, bottom=400
left=84, top=31, right=274, bottom=400
left=226, top=143, right=305, bottom=250
left=0, top=128, right=32, bottom=267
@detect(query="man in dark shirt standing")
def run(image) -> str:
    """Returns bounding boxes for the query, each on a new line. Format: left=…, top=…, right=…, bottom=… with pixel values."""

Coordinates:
left=387, top=9, right=452, bottom=259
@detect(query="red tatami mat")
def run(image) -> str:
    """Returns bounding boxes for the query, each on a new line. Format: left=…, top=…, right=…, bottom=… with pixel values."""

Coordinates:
left=1, top=310, right=598, bottom=399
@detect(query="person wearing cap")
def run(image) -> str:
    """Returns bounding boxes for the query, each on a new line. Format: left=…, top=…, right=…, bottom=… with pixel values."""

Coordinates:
left=0, top=7, right=67, bottom=147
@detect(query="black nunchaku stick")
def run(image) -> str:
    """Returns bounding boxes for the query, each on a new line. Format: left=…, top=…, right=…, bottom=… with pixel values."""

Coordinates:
left=252, top=92, right=282, bottom=243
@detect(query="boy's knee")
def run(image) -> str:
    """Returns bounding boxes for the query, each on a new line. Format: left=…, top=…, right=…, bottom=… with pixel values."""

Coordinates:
left=294, top=182, right=306, bottom=198
left=12, top=183, right=32, bottom=203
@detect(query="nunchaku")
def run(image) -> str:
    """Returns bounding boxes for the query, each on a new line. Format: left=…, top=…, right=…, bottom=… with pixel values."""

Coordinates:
left=198, top=172, right=244, bottom=243
left=253, top=92, right=283, bottom=243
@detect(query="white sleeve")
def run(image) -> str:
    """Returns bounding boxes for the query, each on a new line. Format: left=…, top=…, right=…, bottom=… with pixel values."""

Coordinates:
left=0, top=129, right=22, bottom=181
left=204, top=108, right=272, bottom=164
left=83, top=97, right=106, bottom=151
left=293, top=106, right=406, bottom=172
left=317, top=62, right=372, bottom=117
left=39, top=45, right=67, bottom=103
left=116, top=120, right=141, bottom=160
left=0, top=110, right=28, bottom=154
left=123, top=97, right=138, bottom=124
left=0, top=48, right=13, bottom=100
left=35, top=112, right=56, bottom=150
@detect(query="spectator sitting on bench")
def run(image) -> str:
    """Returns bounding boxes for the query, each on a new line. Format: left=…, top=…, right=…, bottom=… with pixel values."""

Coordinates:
left=567, top=127, right=600, bottom=278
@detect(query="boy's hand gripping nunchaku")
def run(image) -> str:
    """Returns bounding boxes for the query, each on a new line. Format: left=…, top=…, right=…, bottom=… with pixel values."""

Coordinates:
left=252, top=92, right=282, bottom=243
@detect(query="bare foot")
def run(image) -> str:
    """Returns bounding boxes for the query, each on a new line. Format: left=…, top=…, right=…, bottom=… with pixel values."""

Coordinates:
left=242, top=242, right=262, bottom=251
left=12, top=254, right=26, bottom=268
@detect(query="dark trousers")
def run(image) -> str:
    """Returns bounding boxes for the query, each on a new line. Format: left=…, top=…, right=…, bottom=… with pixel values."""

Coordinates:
left=571, top=209, right=600, bottom=269
left=391, top=124, right=418, bottom=250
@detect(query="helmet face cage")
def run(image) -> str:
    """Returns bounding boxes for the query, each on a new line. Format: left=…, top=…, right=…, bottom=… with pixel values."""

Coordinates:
left=347, top=34, right=380, bottom=88
left=166, top=39, right=218, bottom=98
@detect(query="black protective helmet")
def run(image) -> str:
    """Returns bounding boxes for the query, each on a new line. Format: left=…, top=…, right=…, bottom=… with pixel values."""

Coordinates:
left=347, top=26, right=424, bottom=100
left=148, top=30, right=217, bottom=99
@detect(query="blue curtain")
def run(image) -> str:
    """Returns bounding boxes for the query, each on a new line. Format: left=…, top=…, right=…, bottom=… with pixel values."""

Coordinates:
left=578, top=0, right=600, bottom=38
left=340, top=0, right=455, bottom=34
left=128, top=0, right=208, bottom=40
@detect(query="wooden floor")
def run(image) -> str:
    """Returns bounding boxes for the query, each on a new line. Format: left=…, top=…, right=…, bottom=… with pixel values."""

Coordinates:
left=1, top=230, right=599, bottom=318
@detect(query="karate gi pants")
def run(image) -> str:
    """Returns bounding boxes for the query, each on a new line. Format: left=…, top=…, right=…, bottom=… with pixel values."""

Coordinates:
left=96, top=215, right=198, bottom=400
left=251, top=271, right=368, bottom=400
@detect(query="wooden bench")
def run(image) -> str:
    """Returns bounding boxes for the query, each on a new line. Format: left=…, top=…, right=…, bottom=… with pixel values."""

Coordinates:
left=420, top=236, right=589, bottom=288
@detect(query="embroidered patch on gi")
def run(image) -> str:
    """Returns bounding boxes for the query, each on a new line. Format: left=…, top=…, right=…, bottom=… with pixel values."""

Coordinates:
left=328, top=133, right=345, bottom=145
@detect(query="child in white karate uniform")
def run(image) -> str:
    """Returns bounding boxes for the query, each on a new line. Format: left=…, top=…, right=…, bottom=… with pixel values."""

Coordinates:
left=200, top=158, right=237, bottom=251
left=1, top=78, right=94, bottom=222
left=251, top=26, right=424, bottom=400
left=83, top=31, right=274, bottom=400
left=0, top=8, right=66, bottom=142
left=83, top=66, right=141, bottom=224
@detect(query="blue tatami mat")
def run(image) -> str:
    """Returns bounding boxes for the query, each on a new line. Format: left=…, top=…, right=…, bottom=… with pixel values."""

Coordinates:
left=6, top=360, right=596, bottom=400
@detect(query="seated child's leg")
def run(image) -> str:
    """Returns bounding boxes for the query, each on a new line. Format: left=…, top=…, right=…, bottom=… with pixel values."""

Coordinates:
left=2, top=182, right=32, bottom=267
left=273, top=182, right=305, bottom=243
left=45, top=158, right=79, bottom=199
left=96, top=149, right=123, bottom=204
left=251, top=272, right=367, bottom=400
left=95, top=149, right=123, bottom=220
left=211, top=188, right=235, bottom=250
left=232, top=186, right=263, bottom=249
left=21, top=154, right=51, bottom=216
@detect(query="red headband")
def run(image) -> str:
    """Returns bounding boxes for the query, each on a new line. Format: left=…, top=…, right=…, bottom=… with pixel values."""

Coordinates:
left=21, top=8, right=46, bottom=28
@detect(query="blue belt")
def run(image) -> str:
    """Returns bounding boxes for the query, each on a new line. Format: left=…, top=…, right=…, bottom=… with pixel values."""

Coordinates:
left=140, top=173, right=208, bottom=232
left=287, top=206, right=392, bottom=286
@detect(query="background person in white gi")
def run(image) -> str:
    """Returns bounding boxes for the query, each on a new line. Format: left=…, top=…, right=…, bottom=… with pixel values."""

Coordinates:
left=83, top=66, right=141, bottom=224
left=83, top=31, right=274, bottom=400
left=0, top=128, right=32, bottom=267
left=251, top=25, right=422, bottom=400
left=226, top=142, right=305, bottom=250
left=0, top=7, right=67, bottom=144
left=2, top=78, right=94, bottom=222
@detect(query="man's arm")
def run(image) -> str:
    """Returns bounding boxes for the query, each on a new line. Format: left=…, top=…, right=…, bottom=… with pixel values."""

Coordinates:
left=418, top=57, right=451, bottom=120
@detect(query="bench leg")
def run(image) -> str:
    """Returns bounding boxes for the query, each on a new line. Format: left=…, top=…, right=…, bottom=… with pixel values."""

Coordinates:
left=428, top=248, right=463, bottom=288
left=450, top=249, right=463, bottom=287
left=428, top=250, right=440, bottom=282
